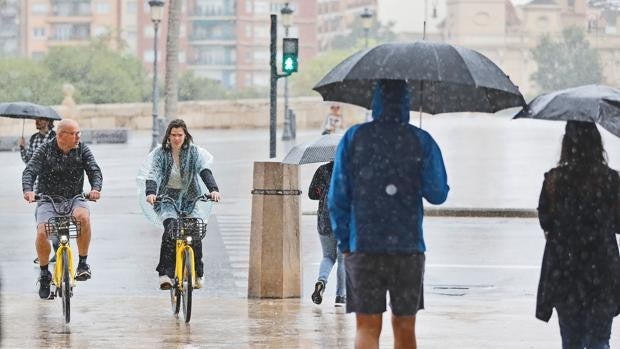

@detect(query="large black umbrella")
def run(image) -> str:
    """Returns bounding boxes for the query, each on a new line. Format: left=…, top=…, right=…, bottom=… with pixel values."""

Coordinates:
left=514, top=84, right=620, bottom=137
left=313, top=41, right=525, bottom=114
left=0, top=101, right=62, bottom=137
left=0, top=102, right=62, bottom=121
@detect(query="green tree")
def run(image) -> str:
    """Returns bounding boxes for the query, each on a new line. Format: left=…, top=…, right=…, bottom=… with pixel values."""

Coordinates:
left=0, top=58, right=63, bottom=104
left=178, top=71, right=228, bottom=101
left=290, top=47, right=358, bottom=96
left=530, top=27, right=601, bottom=92
left=44, top=41, right=149, bottom=104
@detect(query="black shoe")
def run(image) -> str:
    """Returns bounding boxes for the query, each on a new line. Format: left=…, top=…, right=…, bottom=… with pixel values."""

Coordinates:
left=75, top=263, right=91, bottom=281
left=335, top=296, right=346, bottom=307
left=311, top=280, right=325, bottom=305
left=38, top=270, right=53, bottom=299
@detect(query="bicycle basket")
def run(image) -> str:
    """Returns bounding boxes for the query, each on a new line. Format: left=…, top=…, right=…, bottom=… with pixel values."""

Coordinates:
left=45, top=217, right=81, bottom=239
left=169, top=218, right=207, bottom=241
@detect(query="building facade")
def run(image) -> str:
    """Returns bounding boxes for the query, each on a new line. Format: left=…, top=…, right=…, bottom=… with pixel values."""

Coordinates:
left=441, top=0, right=620, bottom=94
left=0, top=0, right=21, bottom=56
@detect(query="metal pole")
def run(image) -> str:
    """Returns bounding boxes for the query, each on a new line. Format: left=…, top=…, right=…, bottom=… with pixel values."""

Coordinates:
left=150, top=21, right=160, bottom=151
left=282, top=25, right=291, bottom=141
left=269, top=14, right=277, bottom=158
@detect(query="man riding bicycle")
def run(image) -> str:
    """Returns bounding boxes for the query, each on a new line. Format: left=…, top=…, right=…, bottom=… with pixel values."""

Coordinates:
left=22, top=119, right=103, bottom=299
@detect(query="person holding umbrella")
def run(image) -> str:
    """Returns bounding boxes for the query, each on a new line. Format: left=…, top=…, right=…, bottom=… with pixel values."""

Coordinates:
left=328, top=80, right=449, bottom=349
left=535, top=121, right=620, bottom=348
left=18, top=118, right=56, bottom=164
left=309, top=160, right=346, bottom=307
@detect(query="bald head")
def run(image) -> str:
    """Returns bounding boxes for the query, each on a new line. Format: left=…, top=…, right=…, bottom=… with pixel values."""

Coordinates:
left=57, top=119, right=79, bottom=133
left=56, top=119, right=81, bottom=152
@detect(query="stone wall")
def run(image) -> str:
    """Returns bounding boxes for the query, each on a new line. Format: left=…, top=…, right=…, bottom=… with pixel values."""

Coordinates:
left=0, top=97, right=367, bottom=136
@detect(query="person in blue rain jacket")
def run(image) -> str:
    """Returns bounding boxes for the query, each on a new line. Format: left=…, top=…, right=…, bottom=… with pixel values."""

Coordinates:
left=328, top=79, right=449, bottom=349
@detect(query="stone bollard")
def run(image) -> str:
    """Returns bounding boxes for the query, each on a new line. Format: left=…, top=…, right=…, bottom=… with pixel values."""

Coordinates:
left=248, top=162, right=301, bottom=298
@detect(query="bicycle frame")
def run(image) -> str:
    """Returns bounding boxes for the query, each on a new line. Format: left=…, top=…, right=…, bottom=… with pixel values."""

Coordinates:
left=175, top=240, right=196, bottom=289
left=53, top=239, right=75, bottom=288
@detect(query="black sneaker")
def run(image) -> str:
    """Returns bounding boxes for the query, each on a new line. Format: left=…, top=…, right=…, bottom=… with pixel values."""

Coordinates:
left=335, top=295, right=346, bottom=307
left=38, top=270, right=53, bottom=299
left=75, top=263, right=91, bottom=281
left=311, top=280, right=325, bottom=305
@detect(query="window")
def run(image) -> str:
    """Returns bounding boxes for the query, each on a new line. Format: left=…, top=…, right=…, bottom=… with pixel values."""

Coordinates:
left=32, top=27, right=46, bottom=39
left=126, top=0, right=137, bottom=13
left=96, top=2, right=110, bottom=14
left=32, top=3, right=48, bottom=15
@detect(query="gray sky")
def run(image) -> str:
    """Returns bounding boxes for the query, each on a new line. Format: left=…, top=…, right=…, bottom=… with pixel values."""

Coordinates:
left=378, top=0, right=532, bottom=33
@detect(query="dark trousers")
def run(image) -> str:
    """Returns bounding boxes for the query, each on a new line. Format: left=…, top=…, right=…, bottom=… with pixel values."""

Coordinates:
left=156, top=219, right=204, bottom=278
left=556, top=303, right=614, bottom=349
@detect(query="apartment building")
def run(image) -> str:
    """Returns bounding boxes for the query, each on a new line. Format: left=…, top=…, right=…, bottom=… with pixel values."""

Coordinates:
left=0, top=0, right=21, bottom=56
left=316, top=0, right=377, bottom=51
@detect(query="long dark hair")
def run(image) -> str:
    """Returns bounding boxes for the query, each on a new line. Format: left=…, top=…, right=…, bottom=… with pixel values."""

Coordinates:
left=162, top=119, right=193, bottom=150
left=559, top=121, right=607, bottom=168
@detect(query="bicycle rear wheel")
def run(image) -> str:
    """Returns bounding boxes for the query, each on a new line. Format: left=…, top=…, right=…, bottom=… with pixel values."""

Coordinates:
left=61, top=250, right=71, bottom=324
left=181, top=249, right=193, bottom=323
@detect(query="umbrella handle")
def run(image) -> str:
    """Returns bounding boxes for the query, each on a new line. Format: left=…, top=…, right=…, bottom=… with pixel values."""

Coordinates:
left=21, top=119, right=25, bottom=138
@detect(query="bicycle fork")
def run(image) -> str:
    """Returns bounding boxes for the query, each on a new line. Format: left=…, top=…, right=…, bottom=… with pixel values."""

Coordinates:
left=175, top=240, right=196, bottom=289
left=53, top=237, right=75, bottom=289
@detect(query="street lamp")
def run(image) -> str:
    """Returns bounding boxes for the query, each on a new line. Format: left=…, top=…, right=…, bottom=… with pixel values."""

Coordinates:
left=360, top=8, right=372, bottom=49
left=149, top=0, right=164, bottom=150
left=280, top=2, right=294, bottom=141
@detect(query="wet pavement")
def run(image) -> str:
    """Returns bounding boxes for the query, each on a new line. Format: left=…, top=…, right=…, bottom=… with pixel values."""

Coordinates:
left=1, top=116, right=619, bottom=348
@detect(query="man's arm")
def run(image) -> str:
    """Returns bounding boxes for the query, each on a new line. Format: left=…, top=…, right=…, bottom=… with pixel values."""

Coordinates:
left=22, top=142, right=46, bottom=194
left=81, top=144, right=103, bottom=192
left=19, top=134, right=36, bottom=164
left=328, top=129, right=356, bottom=254
left=420, top=132, right=449, bottom=205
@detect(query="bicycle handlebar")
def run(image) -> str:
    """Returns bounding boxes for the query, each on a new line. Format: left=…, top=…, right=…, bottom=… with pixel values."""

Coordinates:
left=155, top=193, right=212, bottom=216
left=35, top=193, right=90, bottom=216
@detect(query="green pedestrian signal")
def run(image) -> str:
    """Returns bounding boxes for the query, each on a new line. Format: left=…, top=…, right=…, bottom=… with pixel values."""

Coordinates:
left=282, top=38, right=298, bottom=75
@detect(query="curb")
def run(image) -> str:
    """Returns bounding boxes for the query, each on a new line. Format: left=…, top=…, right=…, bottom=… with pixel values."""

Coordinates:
left=302, top=207, right=537, bottom=218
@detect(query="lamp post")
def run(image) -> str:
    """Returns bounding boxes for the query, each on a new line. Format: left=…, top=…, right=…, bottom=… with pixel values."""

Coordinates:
left=149, top=0, right=164, bottom=150
left=280, top=2, right=294, bottom=141
left=360, top=8, right=372, bottom=49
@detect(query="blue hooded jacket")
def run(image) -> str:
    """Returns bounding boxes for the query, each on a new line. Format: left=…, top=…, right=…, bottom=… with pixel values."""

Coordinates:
left=327, top=80, right=449, bottom=254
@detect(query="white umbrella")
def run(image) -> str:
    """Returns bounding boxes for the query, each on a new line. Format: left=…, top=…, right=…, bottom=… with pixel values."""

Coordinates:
left=282, top=134, right=342, bottom=165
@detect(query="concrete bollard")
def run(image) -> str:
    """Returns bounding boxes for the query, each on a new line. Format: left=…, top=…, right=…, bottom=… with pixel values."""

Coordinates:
left=248, top=162, right=301, bottom=298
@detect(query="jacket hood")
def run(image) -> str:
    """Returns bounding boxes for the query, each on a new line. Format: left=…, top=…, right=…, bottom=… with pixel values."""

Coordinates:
left=371, top=79, right=411, bottom=123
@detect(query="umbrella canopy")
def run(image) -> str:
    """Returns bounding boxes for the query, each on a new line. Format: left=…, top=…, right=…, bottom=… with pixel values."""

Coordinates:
left=514, top=84, right=620, bottom=137
left=282, top=134, right=342, bottom=165
left=0, top=102, right=62, bottom=120
left=313, top=41, right=525, bottom=114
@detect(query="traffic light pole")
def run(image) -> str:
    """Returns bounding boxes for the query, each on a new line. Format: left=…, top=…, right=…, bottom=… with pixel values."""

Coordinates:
left=269, top=14, right=278, bottom=158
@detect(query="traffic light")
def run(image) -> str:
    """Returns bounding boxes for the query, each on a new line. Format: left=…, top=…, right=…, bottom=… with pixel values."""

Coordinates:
left=282, top=38, right=298, bottom=75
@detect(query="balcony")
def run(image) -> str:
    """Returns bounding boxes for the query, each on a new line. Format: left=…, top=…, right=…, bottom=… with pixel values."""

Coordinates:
left=50, top=2, right=92, bottom=17
left=48, top=24, right=90, bottom=41
left=189, top=0, right=234, bottom=18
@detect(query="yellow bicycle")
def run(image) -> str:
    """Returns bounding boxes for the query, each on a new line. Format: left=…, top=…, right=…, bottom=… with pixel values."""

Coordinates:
left=156, top=194, right=211, bottom=323
left=36, top=193, right=87, bottom=324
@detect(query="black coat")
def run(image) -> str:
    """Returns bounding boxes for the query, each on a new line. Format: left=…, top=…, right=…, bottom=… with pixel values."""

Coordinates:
left=309, top=162, right=333, bottom=235
left=536, top=165, right=620, bottom=322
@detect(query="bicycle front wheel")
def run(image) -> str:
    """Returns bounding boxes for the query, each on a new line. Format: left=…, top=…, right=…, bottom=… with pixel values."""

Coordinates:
left=61, top=250, right=71, bottom=324
left=181, top=249, right=193, bottom=323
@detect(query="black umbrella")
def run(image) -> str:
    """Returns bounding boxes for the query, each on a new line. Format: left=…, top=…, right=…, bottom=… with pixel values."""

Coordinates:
left=0, top=102, right=62, bottom=121
left=514, top=84, right=620, bottom=138
left=313, top=41, right=525, bottom=114
left=0, top=101, right=62, bottom=137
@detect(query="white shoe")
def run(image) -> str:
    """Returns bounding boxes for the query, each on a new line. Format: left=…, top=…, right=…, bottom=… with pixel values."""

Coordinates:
left=194, top=277, right=204, bottom=289
left=159, top=275, right=173, bottom=290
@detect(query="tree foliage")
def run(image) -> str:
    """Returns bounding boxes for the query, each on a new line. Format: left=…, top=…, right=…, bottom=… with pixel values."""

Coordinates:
left=530, top=27, right=601, bottom=92
left=178, top=71, right=227, bottom=101
left=0, top=58, right=63, bottom=104
left=290, top=47, right=359, bottom=97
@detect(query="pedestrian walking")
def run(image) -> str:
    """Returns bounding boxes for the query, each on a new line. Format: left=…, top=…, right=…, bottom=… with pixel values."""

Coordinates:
left=328, top=80, right=449, bottom=349
left=322, top=104, right=344, bottom=135
left=141, top=119, right=221, bottom=290
left=536, top=121, right=620, bottom=349
left=309, top=161, right=346, bottom=307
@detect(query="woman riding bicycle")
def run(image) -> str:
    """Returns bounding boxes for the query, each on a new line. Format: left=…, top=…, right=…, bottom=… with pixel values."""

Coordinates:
left=139, top=119, right=221, bottom=290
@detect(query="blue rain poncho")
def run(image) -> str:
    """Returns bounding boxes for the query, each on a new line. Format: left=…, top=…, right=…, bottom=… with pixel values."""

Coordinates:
left=136, top=144, right=215, bottom=227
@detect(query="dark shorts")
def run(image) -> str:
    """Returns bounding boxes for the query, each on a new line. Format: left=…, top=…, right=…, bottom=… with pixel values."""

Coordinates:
left=345, top=252, right=425, bottom=316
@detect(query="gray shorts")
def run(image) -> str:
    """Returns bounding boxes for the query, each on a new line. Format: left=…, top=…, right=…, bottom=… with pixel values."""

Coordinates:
left=345, top=252, right=425, bottom=316
left=35, top=200, right=89, bottom=226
